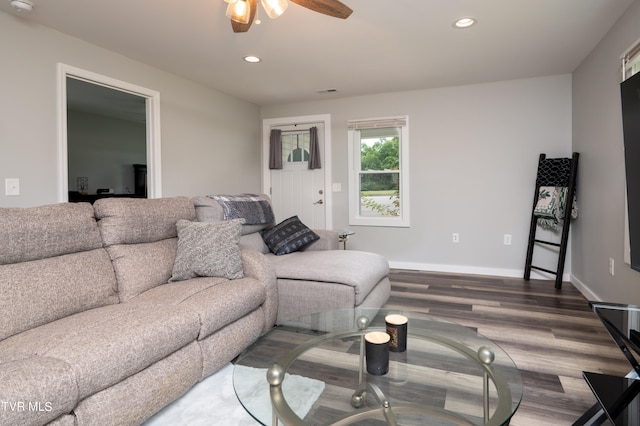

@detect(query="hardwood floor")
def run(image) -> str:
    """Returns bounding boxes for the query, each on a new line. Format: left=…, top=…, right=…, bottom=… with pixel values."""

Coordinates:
left=384, top=269, right=631, bottom=426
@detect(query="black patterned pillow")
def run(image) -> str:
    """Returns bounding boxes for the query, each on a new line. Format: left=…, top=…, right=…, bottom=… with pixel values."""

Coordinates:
left=261, top=216, right=320, bottom=256
left=170, top=219, right=244, bottom=282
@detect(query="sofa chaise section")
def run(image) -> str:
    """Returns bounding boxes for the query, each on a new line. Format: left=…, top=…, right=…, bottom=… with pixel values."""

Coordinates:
left=192, top=195, right=391, bottom=324
left=269, top=249, right=391, bottom=323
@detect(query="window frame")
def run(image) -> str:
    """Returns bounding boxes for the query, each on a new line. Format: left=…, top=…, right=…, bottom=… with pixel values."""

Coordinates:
left=622, top=37, right=640, bottom=81
left=347, top=116, right=410, bottom=227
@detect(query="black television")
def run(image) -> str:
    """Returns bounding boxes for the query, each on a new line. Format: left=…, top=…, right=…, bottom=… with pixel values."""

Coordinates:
left=591, top=301, right=640, bottom=375
left=621, top=71, right=640, bottom=271
left=585, top=302, right=640, bottom=425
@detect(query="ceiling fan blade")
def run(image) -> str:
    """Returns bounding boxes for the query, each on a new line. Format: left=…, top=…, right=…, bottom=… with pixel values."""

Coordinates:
left=231, top=0, right=258, bottom=33
left=290, top=0, right=353, bottom=19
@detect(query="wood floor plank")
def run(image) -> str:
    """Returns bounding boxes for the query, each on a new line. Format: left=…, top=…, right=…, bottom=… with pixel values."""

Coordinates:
left=384, top=270, right=631, bottom=426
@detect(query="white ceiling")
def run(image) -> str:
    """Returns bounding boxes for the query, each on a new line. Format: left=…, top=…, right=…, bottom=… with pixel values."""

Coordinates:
left=1, top=0, right=635, bottom=106
left=66, top=77, right=147, bottom=123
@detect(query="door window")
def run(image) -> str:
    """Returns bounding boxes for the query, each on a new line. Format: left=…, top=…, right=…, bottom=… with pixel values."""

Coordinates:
left=282, top=132, right=310, bottom=164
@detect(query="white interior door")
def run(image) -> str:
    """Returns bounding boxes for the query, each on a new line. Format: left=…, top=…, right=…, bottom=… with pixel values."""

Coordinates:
left=263, top=115, right=332, bottom=230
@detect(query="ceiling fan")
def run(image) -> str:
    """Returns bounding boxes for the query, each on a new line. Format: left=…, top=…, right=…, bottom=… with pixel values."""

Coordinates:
left=225, top=0, right=353, bottom=33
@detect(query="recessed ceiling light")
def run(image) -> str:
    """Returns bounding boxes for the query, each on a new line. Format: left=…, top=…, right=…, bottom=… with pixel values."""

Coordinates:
left=243, top=55, right=261, bottom=63
left=453, top=17, right=476, bottom=29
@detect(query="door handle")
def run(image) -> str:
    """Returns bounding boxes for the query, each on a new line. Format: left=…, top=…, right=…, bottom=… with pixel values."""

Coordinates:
left=314, top=199, right=324, bottom=205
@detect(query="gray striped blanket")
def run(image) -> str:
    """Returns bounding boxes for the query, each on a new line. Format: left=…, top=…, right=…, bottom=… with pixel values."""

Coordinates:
left=208, top=194, right=275, bottom=225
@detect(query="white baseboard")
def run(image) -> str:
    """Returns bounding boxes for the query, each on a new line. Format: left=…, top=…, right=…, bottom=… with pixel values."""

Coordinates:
left=569, top=274, right=602, bottom=302
left=388, top=261, right=570, bottom=281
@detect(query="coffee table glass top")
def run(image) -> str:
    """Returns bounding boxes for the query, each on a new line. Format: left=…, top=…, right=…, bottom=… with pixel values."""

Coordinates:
left=234, top=308, right=523, bottom=425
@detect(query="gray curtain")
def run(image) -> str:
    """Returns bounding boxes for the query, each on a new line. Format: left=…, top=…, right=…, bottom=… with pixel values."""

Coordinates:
left=269, top=129, right=282, bottom=170
left=308, top=126, right=321, bottom=169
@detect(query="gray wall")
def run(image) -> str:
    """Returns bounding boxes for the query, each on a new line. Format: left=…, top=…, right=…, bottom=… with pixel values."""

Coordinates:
left=572, top=0, right=640, bottom=303
left=3, top=2, right=639, bottom=304
left=0, top=10, right=261, bottom=208
left=262, top=75, right=573, bottom=278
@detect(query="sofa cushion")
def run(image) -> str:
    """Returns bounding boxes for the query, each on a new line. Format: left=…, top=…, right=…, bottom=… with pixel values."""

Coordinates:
left=0, top=202, right=118, bottom=341
left=73, top=342, right=202, bottom=426
left=95, top=197, right=198, bottom=301
left=95, top=196, right=196, bottom=245
left=0, top=303, right=200, bottom=400
left=267, top=250, right=389, bottom=305
left=170, top=219, right=244, bottom=282
left=261, top=216, right=320, bottom=255
left=0, top=357, right=78, bottom=426
left=198, top=309, right=265, bottom=378
left=45, top=415, right=76, bottom=426
left=276, top=276, right=391, bottom=324
left=0, top=202, right=102, bottom=265
left=239, top=232, right=270, bottom=254
left=132, top=276, right=267, bottom=340
left=0, top=249, right=118, bottom=341
left=106, top=238, right=177, bottom=302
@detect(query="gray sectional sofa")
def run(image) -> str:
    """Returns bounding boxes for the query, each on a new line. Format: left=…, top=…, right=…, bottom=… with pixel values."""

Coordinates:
left=0, top=195, right=389, bottom=425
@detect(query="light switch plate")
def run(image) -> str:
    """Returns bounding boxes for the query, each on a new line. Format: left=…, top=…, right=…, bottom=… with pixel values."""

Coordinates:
left=5, top=178, right=20, bottom=196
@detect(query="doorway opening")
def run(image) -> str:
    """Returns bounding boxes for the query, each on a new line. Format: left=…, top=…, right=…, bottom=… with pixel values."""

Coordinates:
left=57, top=64, right=162, bottom=202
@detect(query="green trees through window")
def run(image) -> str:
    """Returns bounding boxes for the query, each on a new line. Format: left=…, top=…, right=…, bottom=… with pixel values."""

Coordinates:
left=360, top=137, right=399, bottom=191
left=361, top=137, right=399, bottom=171
left=360, top=136, right=400, bottom=216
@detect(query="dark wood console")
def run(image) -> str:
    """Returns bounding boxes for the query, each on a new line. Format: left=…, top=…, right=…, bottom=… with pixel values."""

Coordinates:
left=68, top=192, right=145, bottom=204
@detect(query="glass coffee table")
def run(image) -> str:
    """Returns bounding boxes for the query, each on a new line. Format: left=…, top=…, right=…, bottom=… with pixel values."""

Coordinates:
left=234, top=309, right=522, bottom=425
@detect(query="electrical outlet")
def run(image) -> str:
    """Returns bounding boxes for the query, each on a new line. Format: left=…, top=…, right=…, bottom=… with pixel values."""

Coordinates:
left=452, top=233, right=460, bottom=243
left=504, top=234, right=512, bottom=245
left=5, top=178, right=20, bottom=196
left=609, top=258, right=615, bottom=276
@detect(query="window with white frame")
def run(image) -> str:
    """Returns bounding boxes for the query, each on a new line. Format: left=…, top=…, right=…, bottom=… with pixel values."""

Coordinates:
left=348, top=116, right=410, bottom=227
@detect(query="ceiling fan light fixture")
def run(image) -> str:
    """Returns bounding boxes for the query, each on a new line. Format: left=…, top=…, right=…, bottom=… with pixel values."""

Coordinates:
left=226, top=0, right=251, bottom=24
left=454, top=17, right=477, bottom=28
left=260, top=0, right=288, bottom=19
left=9, top=0, right=34, bottom=12
left=229, top=0, right=351, bottom=33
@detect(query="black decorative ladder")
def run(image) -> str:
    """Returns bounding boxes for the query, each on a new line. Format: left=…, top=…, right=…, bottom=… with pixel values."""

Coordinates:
left=524, top=153, right=579, bottom=289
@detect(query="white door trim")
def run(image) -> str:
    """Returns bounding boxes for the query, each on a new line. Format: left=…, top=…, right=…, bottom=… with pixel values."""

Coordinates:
left=262, top=114, right=332, bottom=229
left=57, top=63, right=162, bottom=201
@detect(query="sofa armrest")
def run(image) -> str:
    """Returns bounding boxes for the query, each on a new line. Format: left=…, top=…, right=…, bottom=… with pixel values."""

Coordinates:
left=240, top=250, right=278, bottom=332
left=302, top=229, right=340, bottom=251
